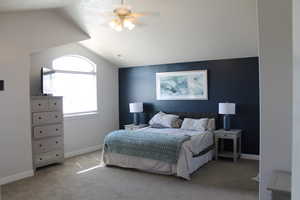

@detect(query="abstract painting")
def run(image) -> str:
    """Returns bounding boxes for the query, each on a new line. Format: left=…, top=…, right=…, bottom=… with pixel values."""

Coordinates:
left=156, top=70, right=208, bottom=100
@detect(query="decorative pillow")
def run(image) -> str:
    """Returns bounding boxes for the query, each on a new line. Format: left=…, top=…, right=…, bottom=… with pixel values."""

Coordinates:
left=207, top=119, right=216, bottom=131
left=181, top=118, right=209, bottom=131
left=171, top=119, right=183, bottom=128
left=149, top=112, right=179, bottom=128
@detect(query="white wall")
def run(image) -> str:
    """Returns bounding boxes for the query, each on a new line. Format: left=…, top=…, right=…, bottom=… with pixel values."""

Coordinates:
left=30, top=43, right=119, bottom=156
left=293, top=0, right=300, bottom=199
left=0, top=9, right=89, bottom=185
left=257, top=0, right=293, bottom=199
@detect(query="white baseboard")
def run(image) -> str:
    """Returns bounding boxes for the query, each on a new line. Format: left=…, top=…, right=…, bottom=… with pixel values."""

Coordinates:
left=65, top=145, right=102, bottom=159
left=0, top=145, right=102, bottom=185
left=241, top=154, right=260, bottom=160
left=0, top=170, right=34, bottom=185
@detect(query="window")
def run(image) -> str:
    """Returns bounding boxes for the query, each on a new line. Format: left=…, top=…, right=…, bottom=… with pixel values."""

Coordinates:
left=50, top=55, right=97, bottom=116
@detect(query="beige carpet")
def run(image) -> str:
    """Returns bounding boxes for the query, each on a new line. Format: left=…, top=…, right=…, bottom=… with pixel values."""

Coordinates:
left=2, top=151, right=258, bottom=200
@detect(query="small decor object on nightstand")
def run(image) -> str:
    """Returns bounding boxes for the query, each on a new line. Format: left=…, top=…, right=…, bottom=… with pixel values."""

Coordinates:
left=214, top=129, right=242, bottom=162
left=129, top=102, right=143, bottom=125
left=125, top=124, right=148, bottom=131
left=219, top=102, right=236, bottom=131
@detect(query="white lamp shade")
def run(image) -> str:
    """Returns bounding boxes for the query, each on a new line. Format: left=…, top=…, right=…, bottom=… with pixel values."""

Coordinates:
left=129, top=102, right=143, bottom=113
left=219, top=103, right=236, bottom=115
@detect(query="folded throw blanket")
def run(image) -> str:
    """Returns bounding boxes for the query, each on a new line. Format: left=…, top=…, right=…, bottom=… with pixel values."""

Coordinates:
left=104, top=130, right=191, bottom=164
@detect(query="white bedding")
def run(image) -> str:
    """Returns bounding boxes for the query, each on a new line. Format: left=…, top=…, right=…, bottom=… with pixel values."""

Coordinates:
left=102, top=127, right=214, bottom=180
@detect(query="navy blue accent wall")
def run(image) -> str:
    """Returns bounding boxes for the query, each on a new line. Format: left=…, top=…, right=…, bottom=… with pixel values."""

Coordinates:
left=119, top=57, right=259, bottom=155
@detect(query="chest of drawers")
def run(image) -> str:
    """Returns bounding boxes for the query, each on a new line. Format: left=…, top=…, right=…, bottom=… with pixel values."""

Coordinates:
left=31, top=96, right=64, bottom=169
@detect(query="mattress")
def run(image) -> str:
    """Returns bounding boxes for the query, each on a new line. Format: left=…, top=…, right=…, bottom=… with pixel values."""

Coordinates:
left=102, top=127, right=214, bottom=180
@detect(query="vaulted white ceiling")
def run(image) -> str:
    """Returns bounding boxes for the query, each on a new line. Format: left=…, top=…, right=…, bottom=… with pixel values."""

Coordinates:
left=0, top=0, right=258, bottom=67
left=0, top=0, right=76, bottom=11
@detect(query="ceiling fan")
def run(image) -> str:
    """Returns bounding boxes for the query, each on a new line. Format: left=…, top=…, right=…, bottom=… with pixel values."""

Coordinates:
left=84, top=0, right=159, bottom=32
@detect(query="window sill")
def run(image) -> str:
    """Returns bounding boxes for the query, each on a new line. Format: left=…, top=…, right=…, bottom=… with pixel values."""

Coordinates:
left=64, top=111, right=99, bottom=120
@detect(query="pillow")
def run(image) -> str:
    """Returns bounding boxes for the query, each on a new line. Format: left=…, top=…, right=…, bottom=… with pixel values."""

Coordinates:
left=171, top=119, right=183, bottom=128
left=149, top=112, right=179, bottom=128
left=181, top=118, right=209, bottom=131
left=207, top=118, right=216, bottom=131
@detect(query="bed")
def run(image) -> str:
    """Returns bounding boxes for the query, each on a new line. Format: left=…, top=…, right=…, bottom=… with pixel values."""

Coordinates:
left=102, top=113, right=218, bottom=180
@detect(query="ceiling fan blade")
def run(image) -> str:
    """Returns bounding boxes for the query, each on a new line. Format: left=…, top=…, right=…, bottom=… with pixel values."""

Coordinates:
left=130, top=12, right=160, bottom=17
left=80, top=6, right=114, bottom=14
left=134, top=22, right=147, bottom=27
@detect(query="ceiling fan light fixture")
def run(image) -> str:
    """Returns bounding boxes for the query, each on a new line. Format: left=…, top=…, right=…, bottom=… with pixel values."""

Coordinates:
left=115, top=24, right=123, bottom=32
left=109, top=20, right=118, bottom=29
left=126, top=23, right=135, bottom=30
left=123, top=19, right=135, bottom=30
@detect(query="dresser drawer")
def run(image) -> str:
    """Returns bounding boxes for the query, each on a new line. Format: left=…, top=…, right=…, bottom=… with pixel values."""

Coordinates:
left=31, top=99, right=49, bottom=112
left=32, top=112, right=63, bottom=125
left=215, top=133, right=234, bottom=139
left=32, top=112, right=49, bottom=125
left=48, top=112, right=63, bottom=124
left=33, top=137, right=63, bottom=153
left=33, top=124, right=63, bottom=139
left=34, top=150, right=64, bottom=168
left=48, top=98, right=62, bottom=111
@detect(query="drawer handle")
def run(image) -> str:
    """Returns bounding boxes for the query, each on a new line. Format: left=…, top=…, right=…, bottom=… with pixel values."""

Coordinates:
left=56, top=141, right=58, bottom=144
left=38, top=117, right=42, bottom=120
left=40, top=158, right=43, bottom=161
left=56, top=154, right=59, bottom=157
left=38, top=104, right=41, bottom=106
left=54, top=103, right=57, bottom=105
left=55, top=115, right=58, bottom=118
left=56, top=129, right=59, bottom=131
left=39, top=144, right=42, bottom=147
left=40, top=131, right=43, bottom=133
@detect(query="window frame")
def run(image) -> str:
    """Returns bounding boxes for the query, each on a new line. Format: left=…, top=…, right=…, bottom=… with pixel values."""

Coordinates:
left=52, top=55, right=98, bottom=117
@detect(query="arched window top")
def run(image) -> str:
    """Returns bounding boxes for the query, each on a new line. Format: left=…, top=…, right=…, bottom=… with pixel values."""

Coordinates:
left=53, top=55, right=96, bottom=73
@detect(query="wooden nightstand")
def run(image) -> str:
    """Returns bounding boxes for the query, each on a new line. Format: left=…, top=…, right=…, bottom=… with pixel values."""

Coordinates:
left=214, top=129, right=242, bottom=162
left=124, top=124, right=148, bottom=131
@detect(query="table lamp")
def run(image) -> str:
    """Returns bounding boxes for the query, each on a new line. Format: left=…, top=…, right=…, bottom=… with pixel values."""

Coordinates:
left=219, top=103, right=236, bottom=131
left=129, top=102, right=143, bottom=125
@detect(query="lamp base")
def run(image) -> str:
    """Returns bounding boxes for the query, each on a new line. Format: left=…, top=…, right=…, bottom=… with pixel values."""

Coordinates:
left=223, top=115, right=231, bottom=131
left=133, top=113, right=139, bottom=125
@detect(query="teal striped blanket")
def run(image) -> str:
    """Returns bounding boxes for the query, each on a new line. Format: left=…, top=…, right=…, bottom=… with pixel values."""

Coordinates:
left=104, top=130, right=191, bottom=164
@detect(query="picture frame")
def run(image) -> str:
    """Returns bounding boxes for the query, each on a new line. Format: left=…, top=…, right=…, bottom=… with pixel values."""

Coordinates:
left=156, top=70, right=208, bottom=100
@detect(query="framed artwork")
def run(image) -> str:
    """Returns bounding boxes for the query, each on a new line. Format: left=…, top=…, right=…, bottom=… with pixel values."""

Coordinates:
left=156, top=70, right=208, bottom=100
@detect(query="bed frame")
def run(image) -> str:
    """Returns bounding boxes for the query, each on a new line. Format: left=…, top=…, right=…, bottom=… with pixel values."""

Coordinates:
left=108, top=112, right=219, bottom=179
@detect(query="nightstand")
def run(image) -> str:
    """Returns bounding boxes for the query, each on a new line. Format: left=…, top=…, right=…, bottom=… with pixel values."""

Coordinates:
left=214, top=129, right=242, bottom=162
left=124, top=124, right=148, bottom=131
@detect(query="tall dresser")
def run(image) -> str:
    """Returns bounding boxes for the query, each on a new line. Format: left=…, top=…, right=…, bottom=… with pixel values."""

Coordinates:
left=31, top=96, right=64, bottom=169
